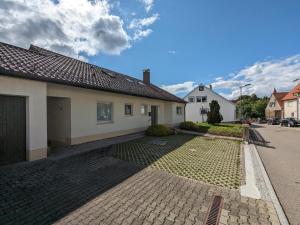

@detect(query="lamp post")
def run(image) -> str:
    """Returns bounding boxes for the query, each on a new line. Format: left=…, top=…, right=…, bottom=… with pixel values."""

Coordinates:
left=293, top=79, right=300, bottom=120
left=239, top=84, right=251, bottom=119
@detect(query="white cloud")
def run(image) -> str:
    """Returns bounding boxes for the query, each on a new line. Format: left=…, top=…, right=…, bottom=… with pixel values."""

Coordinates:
left=128, top=13, right=159, bottom=41
left=168, top=50, right=176, bottom=54
left=128, top=13, right=159, bottom=29
left=140, top=0, right=154, bottom=12
left=0, top=0, right=159, bottom=58
left=161, top=81, right=198, bottom=95
left=161, top=55, right=300, bottom=100
left=211, top=55, right=300, bottom=99
left=133, top=29, right=152, bottom=40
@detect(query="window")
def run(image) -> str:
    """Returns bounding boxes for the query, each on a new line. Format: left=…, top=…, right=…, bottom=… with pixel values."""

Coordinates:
left=97, top=102, right=112, bottom=122
left=188, top=96, right=194, bottom=103
left=202, top=96, right=207, bottom=102
left=200, top=108, right=209, bottom=114
left=176, top=106, right=183, bottom=115
left=269, top=101, right=276, bottom=107
left=199, top=85, right=204, bottom=91
left=196, top=96, right=202, bottom=102
left=140, top=104, right=147, bottom=115
left=125, top=104, right=133, bottom=116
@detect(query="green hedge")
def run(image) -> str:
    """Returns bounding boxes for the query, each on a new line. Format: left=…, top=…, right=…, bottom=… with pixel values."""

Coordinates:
left=179, top=121, right=242, bottom=138
left=145, top=125, right=174, bottom=137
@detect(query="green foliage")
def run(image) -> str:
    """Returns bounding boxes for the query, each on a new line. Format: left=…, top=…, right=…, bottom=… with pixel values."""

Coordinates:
left=207, top=100, right=223, bottom=124
left=145, top=125, right=174, bottom=137
left=197, top=123, right=243, bottom=137
left=179, top=121, right=243, bottom=138
left=236, top=95, right=269, bottom=119
left=179, top=121, right=199, bottom=131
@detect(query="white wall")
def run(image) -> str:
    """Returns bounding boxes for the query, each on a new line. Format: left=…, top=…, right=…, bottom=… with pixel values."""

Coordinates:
left=47, top=83, right=184, bottom=143
left=184, top=86, right=236, bottom=122
left=0, top=75, right=47, bottom=160
left=284, top=100, right=298, bottom=118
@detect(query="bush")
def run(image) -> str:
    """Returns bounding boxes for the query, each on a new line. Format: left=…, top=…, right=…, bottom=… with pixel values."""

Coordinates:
left=145, top=125, right=174, bottom=137
left=179, top=121, right=199, bottom=131
left=207, top=100, right=223, bottom=124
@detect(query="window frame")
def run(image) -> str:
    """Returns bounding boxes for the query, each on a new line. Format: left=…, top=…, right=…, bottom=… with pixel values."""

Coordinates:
left=176, top=106, right=183, bottom=115
left=97, top=102, right=113, bottom=124
left=201, top=96, right=208, bottom=102
left=140, top=104, right=147, bottom=115
left=188, top=96, right=195, bottom=103
left=124, top=103, right=134, bottom=116
left=196, top=96, right=202, bottom=103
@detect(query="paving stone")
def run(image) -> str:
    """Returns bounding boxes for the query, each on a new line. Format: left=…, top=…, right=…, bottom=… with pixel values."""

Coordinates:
left=0, top=137, right=279, bottom=225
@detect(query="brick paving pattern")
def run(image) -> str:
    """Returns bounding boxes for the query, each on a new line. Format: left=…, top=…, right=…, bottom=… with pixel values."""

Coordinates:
left=112, top=134, right=241, bottom=189
left=0, top=137, right=280, bottom=225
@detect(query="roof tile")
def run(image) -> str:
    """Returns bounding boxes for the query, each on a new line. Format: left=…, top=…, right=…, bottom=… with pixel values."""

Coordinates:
left=0, top=42, right=185, bottom=103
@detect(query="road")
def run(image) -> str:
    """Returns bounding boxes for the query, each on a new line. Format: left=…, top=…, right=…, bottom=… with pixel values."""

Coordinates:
left=255, top=125, right=300, bottom=225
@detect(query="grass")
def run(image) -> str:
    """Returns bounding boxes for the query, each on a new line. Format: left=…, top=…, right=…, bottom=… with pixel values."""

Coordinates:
left=196, top=122, right=243, bottom=138
left=112, top=134, right=241, bottom=189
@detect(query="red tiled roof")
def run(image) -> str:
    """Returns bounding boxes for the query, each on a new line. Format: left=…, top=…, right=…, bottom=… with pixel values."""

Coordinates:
left=282, top=83, right=300, bottom=101
left=0, top=42, right=186, bottom=103
left=273, top=92, right=288, bottom=107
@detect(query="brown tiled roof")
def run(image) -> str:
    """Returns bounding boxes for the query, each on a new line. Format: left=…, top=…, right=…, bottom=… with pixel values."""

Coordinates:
left=273, top=92, right=288, bottom=107
left=0, top=42, right=185, bottom=103
left=282, top=83, right=300, bottom=101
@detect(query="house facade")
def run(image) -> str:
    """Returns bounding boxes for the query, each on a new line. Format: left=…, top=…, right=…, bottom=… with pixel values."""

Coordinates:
left=282, top=83, right=300, bottom=119
left=0, top=42, right=185, bottom=165
left=265, top=89, right=288, bottom=119
left=184, top=85, right=236, bottom=122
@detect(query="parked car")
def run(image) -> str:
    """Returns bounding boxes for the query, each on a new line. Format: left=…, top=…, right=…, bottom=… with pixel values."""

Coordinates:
left=267, top=118, right=281, bottom=125
left=281, top=118, right=298, bottom=127
left=257, top=118, right=267, bottom=124
left=240, top=119, right=252, bottom=125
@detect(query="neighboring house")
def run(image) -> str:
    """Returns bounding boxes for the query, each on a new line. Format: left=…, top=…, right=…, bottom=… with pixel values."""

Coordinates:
left=184, top=84, right=236, bottom=122
left=282, top=83, right=300, bottom=119
left=0, top=42, right=186, bottom=165
left=265, top=89, right=288, bottom=119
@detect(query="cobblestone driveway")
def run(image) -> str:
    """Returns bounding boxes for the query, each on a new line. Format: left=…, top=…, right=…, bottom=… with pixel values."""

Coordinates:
left=0, top=144, right=279, bottom=225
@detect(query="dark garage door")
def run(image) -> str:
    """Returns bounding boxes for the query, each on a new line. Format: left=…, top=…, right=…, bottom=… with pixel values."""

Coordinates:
left=0, top=95, right=26, bottom=166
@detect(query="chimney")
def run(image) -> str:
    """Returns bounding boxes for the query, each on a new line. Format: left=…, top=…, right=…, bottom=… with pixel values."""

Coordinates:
left=143, top=69, right=150, bottom=85
left=273, top=88, right=277, bottom=93
left=209, top=84, right=212, bottom=90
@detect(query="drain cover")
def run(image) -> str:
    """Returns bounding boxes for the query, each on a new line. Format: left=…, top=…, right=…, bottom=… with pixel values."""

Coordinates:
left=204, top=195, right=224, bottom=225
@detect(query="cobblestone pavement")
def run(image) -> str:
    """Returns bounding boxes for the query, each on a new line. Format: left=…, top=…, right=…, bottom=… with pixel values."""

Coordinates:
left=112, top=134, right=241, bottom=189
left=0, top=142, right=280, bottom=225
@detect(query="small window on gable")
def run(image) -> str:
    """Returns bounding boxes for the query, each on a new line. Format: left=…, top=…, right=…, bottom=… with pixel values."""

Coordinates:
left=188, top=97, right=194, bottom=103
left=176, top=106, right=183, bottom=115
left=140, top=104, right=147, bottom=115
left=202, top=96, right=207, bottom=102
left=125, top=104, right=133, bottom=116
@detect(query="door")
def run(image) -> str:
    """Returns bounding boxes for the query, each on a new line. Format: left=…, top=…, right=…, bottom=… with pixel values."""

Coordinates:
left=0, top=95, right=26, bottom=165
left=151, top=106, right=158, bottom=125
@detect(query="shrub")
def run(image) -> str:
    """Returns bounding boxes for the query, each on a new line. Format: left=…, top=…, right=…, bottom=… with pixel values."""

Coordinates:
left=207, top=100, right=223, bottom=124
left=145, top=125, right=174, bottom=137
left=179, top=121, right=199, bottom=131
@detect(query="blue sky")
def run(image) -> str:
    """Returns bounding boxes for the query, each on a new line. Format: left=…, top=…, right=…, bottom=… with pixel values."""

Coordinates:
left=1, top=0, right=300, bottom=99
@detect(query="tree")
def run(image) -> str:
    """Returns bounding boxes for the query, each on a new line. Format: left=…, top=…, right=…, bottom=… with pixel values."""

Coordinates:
left=207, top=100, right=223, bottom=124
left=236, top=95, right=269, bottom=119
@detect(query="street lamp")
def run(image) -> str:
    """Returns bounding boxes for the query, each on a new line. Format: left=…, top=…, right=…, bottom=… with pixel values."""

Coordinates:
left=240, top=83, right=251, bottom=119
left=293, top=78, right=300, bottom=120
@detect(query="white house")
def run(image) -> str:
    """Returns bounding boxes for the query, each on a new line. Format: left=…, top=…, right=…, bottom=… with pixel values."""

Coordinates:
left=184, top=85, right=236, bottom=123
left=0, top=42, right=185, bottom=165
left=282, top=83, right=300, bottom=119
